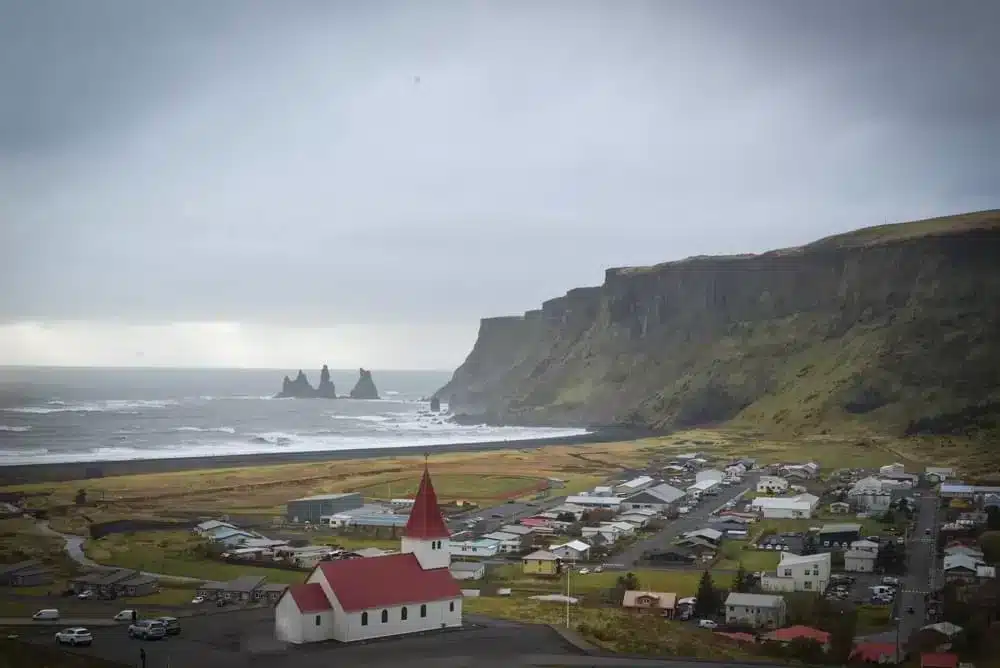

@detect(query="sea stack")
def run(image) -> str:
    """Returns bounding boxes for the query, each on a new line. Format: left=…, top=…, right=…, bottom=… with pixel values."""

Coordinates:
left=349, top=368, right=380, bottom=400
left=430, top=396, right=441, bottom=412
left=276, top=370, right=317, bottom=398
left=316, top=365, right=337, bottom=398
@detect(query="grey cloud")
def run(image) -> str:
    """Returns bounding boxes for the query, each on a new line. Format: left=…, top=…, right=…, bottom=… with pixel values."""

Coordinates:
left=1, top=0, right=998, bottom=329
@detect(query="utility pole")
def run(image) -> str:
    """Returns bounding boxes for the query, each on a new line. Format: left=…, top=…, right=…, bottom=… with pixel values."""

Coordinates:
left=565, top=564, right=572, bottom=629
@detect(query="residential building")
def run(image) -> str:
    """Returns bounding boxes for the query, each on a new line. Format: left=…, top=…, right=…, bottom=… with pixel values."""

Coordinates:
left=449, top=562, right=485, bottom=581
left=616, top=513, right=652, bottom=528
left=622, top=590, right=677, bottom=617
left=764, top=626, right=831, bottom=649
left=880, top=463, right=906, bottom=476
left=0, top=560, right=52, bottom=587
left=943, top=545, right=984, bottom=560
left=943, top=554, right=984, bottom=583
left=924, top=467, right=954, bottom=483
left=480, top=531, right=524, bottom=554
left=757, top=476, right=790, bottom=495
left=696, top=469, right=725, bottom=484
left=817, top=523, right=862, bottom=550
left=499, top=525, right=534, bottom=537
left=845, top=548, right=877, bottom=573
left=522, top=550, right=561, bottom=576
left=285, top=492, right=364, bottom=524
left=751, top=495, right=816, bottom=519
left=254, top=583, right=289, bottom=604
left=581, top=526, right=618, bottom=543
left=274, top=464, right=462, bottom=644
left=197, top=575, right=266, bottom=602
left=563, top=495, right=623, bottom=510
left=761, top=552, right=831, bottom=593
left=850, top=539, right=879, bottom=553
left=724, top=593, right=787, bottom=629
left=828, top=501, right=850, bottom=514
left=781, top=462, right=819, bottom=480
left=194, top=520, right=236, bottom=535
left=644, top=549, right=695, bottom=565
left=686, top=479, right=720, bottom=496
left=593, top=486, right=615, bottom=497
left=70, top=569, right=158, bottom=598
left=622, top=483, right=685, bottom=513
left=550, top=540, right=591, bottom=562
left=614, top=476, right=655, bottom=495
left=216, top=530, right=260, bottom=548
left=599, top=521, right=635, bottom=537
left=451, top=539, right=500, bottom=558
left=848, top=477, right=899, bottom=513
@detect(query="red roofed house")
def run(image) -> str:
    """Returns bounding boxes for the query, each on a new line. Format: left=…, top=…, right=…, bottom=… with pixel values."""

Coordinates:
left=921, top=653, right=958, bottom=668
left=763, top=625, right=831, bottom=648
left=275, top=465, right=462, bottom=644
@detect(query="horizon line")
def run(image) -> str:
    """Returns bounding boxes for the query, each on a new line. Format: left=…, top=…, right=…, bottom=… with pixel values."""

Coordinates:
left=0, top=364, right=455, bottom=373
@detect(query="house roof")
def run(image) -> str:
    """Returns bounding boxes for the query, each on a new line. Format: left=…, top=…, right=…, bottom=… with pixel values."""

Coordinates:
left=818, top=523, right=862, bottom=534
left=556, top=540, right=591, bottom=552
left=523, top=550, right=560, bottom=561
left=751, top=497, right=813, bottom=511
left=622, top=590, right=677, bottom=608
left=779, top=552, right=831, bottom=567
left=920, top=652, right=959, bottom=668
left=285, top=583, right=331, bottom=613
left=617, top=476, right=654, bottom=490
left=944, top=553, right=983, bottom=572
left=725, top=592, right=784, bottom=607
left=683, top=528, right=723, bottom=541
left=626, top=483, right=685, bottom=504
left=317, top=553, right=461, bottom=612
left=196, top=520, right=235, bottom=531
left=482, top=531, right=520, bottom=542
left=223, top=575, right=266, bottom=592
left=499, top=524, right=534, bottom=535
left=403, top=467, right=451, bottom=539
left=850, top=643, right=899, bottom=662
left=765, top=625, right=831, bottom=644
left=845, top=549, right=877, bottom=560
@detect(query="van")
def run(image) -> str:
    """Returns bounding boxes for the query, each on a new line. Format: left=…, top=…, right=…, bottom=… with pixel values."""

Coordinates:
left=32, top=609, right=60, bottom=621
left=870, top=585, right=894, bottom=596
left=113, top=609, right=137, bottom=622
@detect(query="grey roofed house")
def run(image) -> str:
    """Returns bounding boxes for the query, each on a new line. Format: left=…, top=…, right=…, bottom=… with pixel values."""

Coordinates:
left=450, top=561, right=488, bottom=573
left=225, top=575, right=267, bottom=593
left=624, top=483, right=686, bottom=505
left=499, top=524, right=534, bottom=536
left=726, top=592, right=785, bottom=608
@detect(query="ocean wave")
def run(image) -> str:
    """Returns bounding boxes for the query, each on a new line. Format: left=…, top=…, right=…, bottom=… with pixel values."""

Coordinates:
left=328, top=414, right=390, bottom=423
left=3, top=399, right=177, bottom=415
left=171, top=426, right=237, bottom=434
left=0, top=425, right=32, bottom=432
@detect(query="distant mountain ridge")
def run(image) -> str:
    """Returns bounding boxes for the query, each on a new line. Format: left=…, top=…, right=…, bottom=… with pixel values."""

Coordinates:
left=436, top=210, right=1000, bottom=437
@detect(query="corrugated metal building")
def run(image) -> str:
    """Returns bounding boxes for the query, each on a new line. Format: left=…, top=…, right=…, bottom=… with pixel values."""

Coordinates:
left=286, top=492, right=363, bottom=523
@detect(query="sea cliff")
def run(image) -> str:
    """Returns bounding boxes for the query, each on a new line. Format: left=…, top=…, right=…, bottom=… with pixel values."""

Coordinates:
left=436, top=210, right=1000, bottom=436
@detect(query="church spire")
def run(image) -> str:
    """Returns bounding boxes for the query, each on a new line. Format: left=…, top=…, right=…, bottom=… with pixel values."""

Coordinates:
left=403, top=461, right=450, bottom=539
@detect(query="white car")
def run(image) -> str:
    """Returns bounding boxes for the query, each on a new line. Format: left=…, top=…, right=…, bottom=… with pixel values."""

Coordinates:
left=191, top=596, right=205, bottom=604
left=578, top=568, right=590, bottom=574
left=697, top=619, right=719, bottom=630
left=76, top=590, right=94, bottom=600
left=55, top=627, right=92, bottom=646
left=113, top=609, right=137, bottom=622
left=593, top=566, right=603, bottom=573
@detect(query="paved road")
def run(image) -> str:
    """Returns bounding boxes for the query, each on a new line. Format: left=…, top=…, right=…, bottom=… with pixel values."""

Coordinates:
left=892, top=491, right=939, bottom=649
left=0, top=617, right=120, bottom=627
left=612, top=476, right=757, bottom=567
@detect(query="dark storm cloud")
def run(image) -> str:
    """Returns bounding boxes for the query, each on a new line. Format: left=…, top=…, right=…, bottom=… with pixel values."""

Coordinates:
left=1, top=0, right=998, bottom=328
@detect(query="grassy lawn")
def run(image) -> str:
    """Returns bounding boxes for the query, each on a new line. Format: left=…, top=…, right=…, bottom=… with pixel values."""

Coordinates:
left=84, top=531, right=306, bottom=584
left=0, top=518, right=78, bottom=577
left=348, top=473, right=546, bottom=503
left=716, top=541, right=781, bottom=571
left=489, top=564, right=733, bottom=597
left=463, top=596, right=755, bottom=660
left=855, top=603, right=893, bottom=632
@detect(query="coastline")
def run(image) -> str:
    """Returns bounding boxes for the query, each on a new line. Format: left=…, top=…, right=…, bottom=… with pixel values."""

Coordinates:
left=0, top=426, right=660, bottom=486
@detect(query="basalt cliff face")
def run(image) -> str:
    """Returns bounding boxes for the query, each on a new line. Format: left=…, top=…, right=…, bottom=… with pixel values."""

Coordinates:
left=436, top=211, right=1000, bottom=436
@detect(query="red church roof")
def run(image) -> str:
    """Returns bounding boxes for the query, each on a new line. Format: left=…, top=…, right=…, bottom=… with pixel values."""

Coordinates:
left=317, top=553, right=461, bottom=612
left=403, top=467, right=451, bottom=539
left=284, top=583, right=331, bottom=613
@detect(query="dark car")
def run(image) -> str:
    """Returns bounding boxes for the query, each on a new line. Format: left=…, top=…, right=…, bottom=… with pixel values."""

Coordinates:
left=156, top=617, right=180, bottom=635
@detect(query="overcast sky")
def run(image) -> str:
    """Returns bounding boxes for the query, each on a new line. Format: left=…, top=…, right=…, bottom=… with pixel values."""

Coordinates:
left=2, top=0, right=998, bottom=370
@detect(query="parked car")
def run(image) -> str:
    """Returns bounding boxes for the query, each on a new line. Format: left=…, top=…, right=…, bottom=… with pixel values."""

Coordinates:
left=77, top=590, right=94, bottom=600
left=881, top=576, right=900, bottom=586
left=128, top=620, right=166, bottom=640
left=157, top=617, right=181, bottom=635
left=578, top=568, right=590, bottom=575
left=55, top=628, right=92, bottom=646
left=32, top=609, right=60, bottom=621
left=697, top=619, right=719, bottom=630
left=113, top=609, right=137, bottom=622
left=191, top=596, right=205, bottom=604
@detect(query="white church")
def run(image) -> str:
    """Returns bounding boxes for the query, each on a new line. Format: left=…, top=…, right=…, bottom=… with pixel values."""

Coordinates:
left=275, top=464, right=463, bottom=644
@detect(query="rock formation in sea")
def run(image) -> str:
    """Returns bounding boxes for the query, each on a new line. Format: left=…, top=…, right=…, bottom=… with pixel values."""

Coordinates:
left=429, top=396, right=441, bottom=412
left=434, top=210, right=1000, bottom=437
left=349, top=368, right=380, bottom=400
left=276, top=370, right=318, bottom=398
left=315, top=365, right=337, bottom=398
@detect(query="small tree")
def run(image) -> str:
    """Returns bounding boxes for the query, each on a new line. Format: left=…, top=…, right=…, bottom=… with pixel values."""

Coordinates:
left=732, top=564, right=751, bottom=593
left=828, top=608, right=858, bottom=664
left=74, top=489, right=87, bottom=506
left=694, top=571, right=720, bottom=617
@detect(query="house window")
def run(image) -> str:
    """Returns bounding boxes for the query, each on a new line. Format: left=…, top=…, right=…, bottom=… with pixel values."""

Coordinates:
left=449, top=601, right=455, bottom=612
left=420, top=604, right=427, bottom=618
left=361, top=612, right=368, bottom=626
left=381, top=609, right=388, bottom=623
left=401, top=606, right=408, bottom=621
left=804, top=581, right=812, bottom=589
left=315, top=615, right=321, bottom=626
left=783, top=569, right=792, bottom=577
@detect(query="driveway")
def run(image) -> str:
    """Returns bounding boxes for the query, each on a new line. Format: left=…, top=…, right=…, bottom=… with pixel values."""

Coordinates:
left=612, top=476, right=757, bottom=567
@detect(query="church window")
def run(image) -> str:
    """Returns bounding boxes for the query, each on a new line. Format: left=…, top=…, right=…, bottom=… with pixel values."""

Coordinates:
left=361, top=612, right=368, bottom=626
left=420, top=604, right=427, bottom=618
left=381, top=609, right=388, bottom=623
left=449, top=601, right=455, bottom=612
left=401, top=606, right=408, bottom=621
left=315, top=615, right=321, bottom=626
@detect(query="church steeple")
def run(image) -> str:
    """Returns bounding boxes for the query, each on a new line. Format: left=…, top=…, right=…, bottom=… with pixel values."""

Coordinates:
left=400, top=458, right=451, bottom=570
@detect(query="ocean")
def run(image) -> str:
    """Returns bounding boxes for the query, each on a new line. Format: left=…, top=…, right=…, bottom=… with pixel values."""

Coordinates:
left=0, top=367, right=587, bottom=466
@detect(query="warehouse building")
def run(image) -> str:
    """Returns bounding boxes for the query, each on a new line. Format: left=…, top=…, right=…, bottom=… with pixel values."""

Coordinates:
left=286, top=492, right=363, bottom=523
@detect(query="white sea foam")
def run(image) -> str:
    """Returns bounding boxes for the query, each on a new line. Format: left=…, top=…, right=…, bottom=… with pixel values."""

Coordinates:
left=171, top=426, right=237, bottom=434
left=3, top=399, right=177, bottom=414
left=328, top=414, right=390, bottom=423
left=0, top=425, right=32, bottom=432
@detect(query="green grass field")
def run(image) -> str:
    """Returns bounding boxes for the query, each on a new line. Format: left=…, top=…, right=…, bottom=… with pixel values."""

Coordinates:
left=347, top=473, right=547, bottom=502
left=489, top=564, right=734, bottom=597
left=715, top=541, right=781, bottom=571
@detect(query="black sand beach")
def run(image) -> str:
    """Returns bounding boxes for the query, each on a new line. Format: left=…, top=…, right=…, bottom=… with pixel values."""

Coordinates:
left=0, top=427, right=659, bottom=485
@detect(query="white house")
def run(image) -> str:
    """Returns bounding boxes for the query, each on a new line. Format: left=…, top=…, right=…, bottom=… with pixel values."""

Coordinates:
left=761, top=552, right=831, bottom=593
left=450, top=539, right=500, bottom=558
left=194, top=520, right=236, bottom=535
left=850, top=539, right=879, bottom=554
left=616, top=513, right=652, bottom=528
left=879, top=463, right=906, bottom=476
left=580, top=527, right=618, bottom=544
left=925, top=467, right=954, bottom=483
left=725, top=593, right=787, bottom=629
left=550, top=540, right=591, bottom=561
left=845, top=549, right=877, bottom=573
left=614, top=476, right=655, bottom=495
left=686, top=479, right=720, bottom=496
left=696, top=469, right=725, bottom=484
left=622, top=483, right=685, bottom=513
left=563, top=495, right=623, bottom=510
left=593, top=486, right=615, bottom=497
left=757, top=476, right=790, bottom=495
left=600, top=521, right=636, bottom=537
left=751, top=495, right=817, bottom=519
left=480, top=532, right=523, bottom=554
left=274, top=465, right=462, bottom=644
left=848, top=477, right=902, bottom=513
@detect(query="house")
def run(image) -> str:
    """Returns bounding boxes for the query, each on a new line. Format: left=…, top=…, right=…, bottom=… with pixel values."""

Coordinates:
left=599, top=521, right=635, bottom=537
left=614, top=476, right=655, bottom=495
left=880, top=463, right=906, bottom=476
left=451, top=539, right=500, bottom=558
left=676, top=528, right=722, bottom=552
left=761, top=552, right=831, bottom=593
left=781, top=462, right=819, bottom=480
left=563, top=495, right=623, bottom=510
left=616, top=513, right=652, bottom=528
left=851, top=539, right=880, bottom=553
left=817, top=523, right=862, bottom=550
left=522, top=550, right=561, bottom=576
left=198, top=575, right=266, bottom=602
left=622, top=483, right=686, bottom=513
left=724, top=593, right=787, bottom=629
left=0, top=560, right=53, bottom=587
left=216, top=530, right=260, bottom=548
left=622, top=590, right=677, bottom=617
left=274, top=464, right=462, bottom=644
left=593, top=486, right=614, bottom=497
left=845, top=548, right=877, bottom=573
left=254, top=583, right=290, bottom=604
left=449, top=561, right=485, bottom=581
left=763, top=625, right=830, bottom=648
left=976, top=565, right=995, bottom=581
left=686, top=480, right=720, bottom=497
left=581, top=526, right=618, bottom=543
left=943, top=554, right=983, bottom=583
left=757, top=476, right=790, bottom=494
left=70, top=569, right=159, bottom=598
left=751, top=496, right=816, bottom=519
left=924, top=467, right=954, bottom=484
left=943, top=545, right=984, bottom=560
left=286, top=492, right=364, bottom=523
left=828, top=501, right=850, bottom=514
left=850, top=642, right=902, bottom=664
left=920, top=653, right=959, bottom=668
left=696, top=469, right=725, bottom=484
left=480, top=532, right=525, bottom=554
left=550, top=540, right=591, bottom=562
left=499, top=524, right=534, bottom=537
left=194, top=519, right=236, bottom=535
left=848, top=477, right=898, bottom=513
